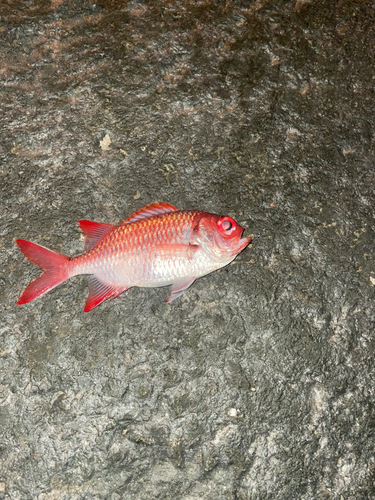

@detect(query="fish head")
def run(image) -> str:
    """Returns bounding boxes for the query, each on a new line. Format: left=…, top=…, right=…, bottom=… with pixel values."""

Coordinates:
left=192, top=213, right=252, bottom=260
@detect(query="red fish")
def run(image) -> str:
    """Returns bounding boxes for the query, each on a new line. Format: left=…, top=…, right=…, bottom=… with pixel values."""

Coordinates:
left=16, top=203, right=252, bottom=311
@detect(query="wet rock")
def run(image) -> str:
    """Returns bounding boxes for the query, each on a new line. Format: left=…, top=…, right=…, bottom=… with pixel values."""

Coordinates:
left=1, top=0, right=375, bottom=498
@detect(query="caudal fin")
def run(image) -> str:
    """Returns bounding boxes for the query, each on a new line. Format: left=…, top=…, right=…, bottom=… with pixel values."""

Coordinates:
left=16, top=239, right=71, bottom=305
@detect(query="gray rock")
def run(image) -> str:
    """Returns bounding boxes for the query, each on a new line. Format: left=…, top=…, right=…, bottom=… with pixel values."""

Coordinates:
left=1, top=0, right=374, bottom=498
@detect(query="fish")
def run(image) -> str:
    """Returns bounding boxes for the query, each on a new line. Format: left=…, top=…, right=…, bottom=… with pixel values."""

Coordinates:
left=16, top=202, right=252, bottom=311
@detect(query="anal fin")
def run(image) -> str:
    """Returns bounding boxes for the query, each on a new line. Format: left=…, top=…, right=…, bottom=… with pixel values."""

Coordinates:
left=167, top=276, right=195, bottom=303
left=84, top=276, right=129, bottom=312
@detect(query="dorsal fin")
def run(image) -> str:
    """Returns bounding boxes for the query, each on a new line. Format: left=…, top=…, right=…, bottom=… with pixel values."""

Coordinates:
left=120, top=202, right=179, bottom=225
left=78, top=220, right=116, bottom=251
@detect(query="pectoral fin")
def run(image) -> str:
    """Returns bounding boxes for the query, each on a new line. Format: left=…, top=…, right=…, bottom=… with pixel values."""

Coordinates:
left=167, top=276, right=196, bottom=303
left=155, top=244, right=199, bottom=259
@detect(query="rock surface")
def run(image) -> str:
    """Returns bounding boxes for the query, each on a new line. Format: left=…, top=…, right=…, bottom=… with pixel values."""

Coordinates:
left=1, top=1, right=374, bottom=498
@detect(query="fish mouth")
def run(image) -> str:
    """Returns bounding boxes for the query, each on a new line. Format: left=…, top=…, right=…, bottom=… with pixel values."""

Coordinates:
left=241, top=228, right=253, bottom=243
left=235, top=234, right=252, bottom=254
left=243, top=233, right=253, bottom=242
left=242, top=235, right=253, bottom=245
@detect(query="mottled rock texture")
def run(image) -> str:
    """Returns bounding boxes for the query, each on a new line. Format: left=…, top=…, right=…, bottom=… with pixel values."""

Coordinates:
left=1, top=0, right=375, bottom=499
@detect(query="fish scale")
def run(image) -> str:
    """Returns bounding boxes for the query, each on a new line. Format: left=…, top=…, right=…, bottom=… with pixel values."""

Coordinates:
left=16, top=203, right=252, bottom=311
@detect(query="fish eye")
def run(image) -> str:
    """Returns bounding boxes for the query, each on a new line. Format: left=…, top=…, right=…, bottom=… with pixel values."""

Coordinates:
left=217, top=216, right=237, bottom=235
left=222, top=220, right=232, bottom=231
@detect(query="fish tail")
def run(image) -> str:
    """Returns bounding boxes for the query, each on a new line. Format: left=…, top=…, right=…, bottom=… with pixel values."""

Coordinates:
left=16, top=239, right=71, bottom=305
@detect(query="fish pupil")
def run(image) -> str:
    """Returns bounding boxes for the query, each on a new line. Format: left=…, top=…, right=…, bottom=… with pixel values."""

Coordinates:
left=222, top=220, right=232, bottom=231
